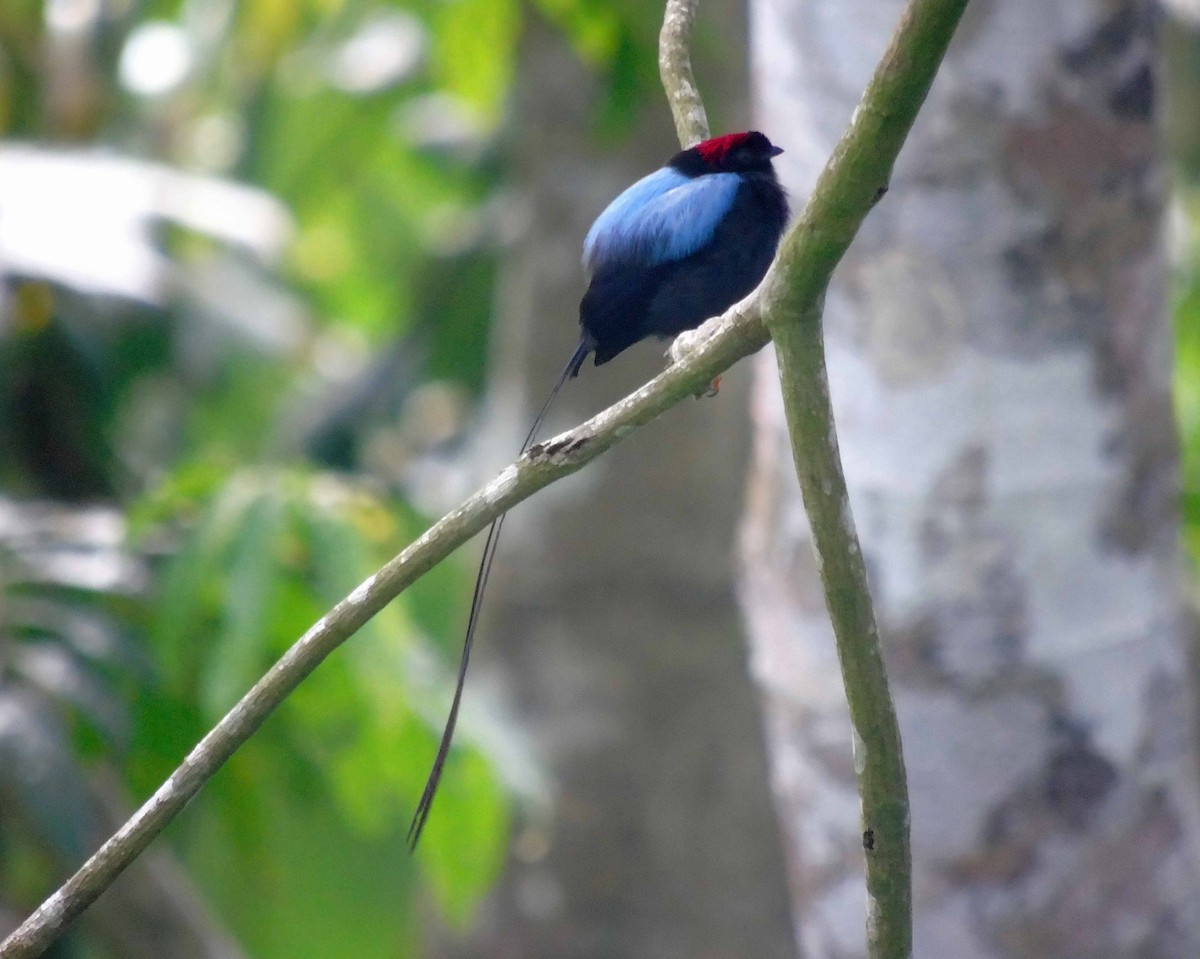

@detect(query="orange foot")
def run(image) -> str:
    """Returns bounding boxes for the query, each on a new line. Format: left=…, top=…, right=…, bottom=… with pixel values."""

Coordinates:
left=698, top=374, right=721, bottom=398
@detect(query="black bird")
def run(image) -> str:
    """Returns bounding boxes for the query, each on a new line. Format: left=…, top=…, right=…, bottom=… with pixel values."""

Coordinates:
left=408, top=131, right=788, bottom=848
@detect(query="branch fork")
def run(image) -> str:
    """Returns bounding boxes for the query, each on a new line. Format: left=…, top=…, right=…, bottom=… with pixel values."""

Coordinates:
left=1, top=2, right=970, bottom=956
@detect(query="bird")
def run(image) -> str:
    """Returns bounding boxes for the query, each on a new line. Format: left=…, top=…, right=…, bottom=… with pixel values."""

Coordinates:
left=407, top=131, right=789, bottom=849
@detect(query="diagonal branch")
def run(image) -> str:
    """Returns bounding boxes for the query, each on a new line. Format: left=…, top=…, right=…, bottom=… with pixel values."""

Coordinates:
left=0, top=1, right=970, bottom=956
left=0, top=302, right=772, bottom=959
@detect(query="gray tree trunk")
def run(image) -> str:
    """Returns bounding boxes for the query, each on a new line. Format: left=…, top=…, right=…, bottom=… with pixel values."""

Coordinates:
left=743, top=1, right=1200, bottom=956
left=431, top=12, right=796, bottom=959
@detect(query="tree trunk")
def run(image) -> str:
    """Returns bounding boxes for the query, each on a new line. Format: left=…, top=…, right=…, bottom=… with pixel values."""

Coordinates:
left=743, top=1, right=1200, bottom=956
left=431, top=12, right=797, bottom=959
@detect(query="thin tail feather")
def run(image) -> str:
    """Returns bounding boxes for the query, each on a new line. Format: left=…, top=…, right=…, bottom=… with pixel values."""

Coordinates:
left=407, top=335, right=591, bottom=851
left=564, top=335, right=590, bottom=380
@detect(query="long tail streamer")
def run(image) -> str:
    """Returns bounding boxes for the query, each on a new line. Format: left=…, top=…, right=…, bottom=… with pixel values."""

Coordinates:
left=407, top=337, right=591, bottom=850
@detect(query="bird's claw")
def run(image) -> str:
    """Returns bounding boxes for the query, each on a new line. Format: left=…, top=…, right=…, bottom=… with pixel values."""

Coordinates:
left=666, top=330, right=722, bottom=398
left=667, top=327, right=707, bottom=366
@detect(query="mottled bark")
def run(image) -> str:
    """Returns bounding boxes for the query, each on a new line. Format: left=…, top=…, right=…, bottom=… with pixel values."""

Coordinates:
left=744, top=1, right=1200, bottom=957
left=429, top=13, right=796, bottom=959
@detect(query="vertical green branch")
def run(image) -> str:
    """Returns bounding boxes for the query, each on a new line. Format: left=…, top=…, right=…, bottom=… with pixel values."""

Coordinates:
left=770, top=306, right=911, bottom=957
left=759, top=2, right=970, bottom=957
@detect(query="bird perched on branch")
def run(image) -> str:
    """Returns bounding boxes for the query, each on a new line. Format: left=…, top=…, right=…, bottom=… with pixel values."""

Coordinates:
left=408, top=131, right=789, bottom=848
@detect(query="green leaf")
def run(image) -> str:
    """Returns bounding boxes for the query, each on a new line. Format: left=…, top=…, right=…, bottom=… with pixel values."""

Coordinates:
left=430, top=0, right=521, bottom=121
left=151, top=478, right=257, bottom=695
left=185, top=755, right=419, bottom=959
left=418, top=748, right=510, bottom=926
left=200, top=488, right=286, bottom=717
left=532, top=0, right=622, bottom=65
left=127, top=459, right=229, bottom=536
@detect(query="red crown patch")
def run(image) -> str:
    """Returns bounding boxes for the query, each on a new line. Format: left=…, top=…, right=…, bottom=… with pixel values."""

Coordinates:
left=695, top=132, right=754, bottom=163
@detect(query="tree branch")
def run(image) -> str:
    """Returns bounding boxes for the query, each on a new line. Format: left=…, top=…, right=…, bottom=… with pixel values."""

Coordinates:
left=0, top=304, right=771, bottom=959
left=770, top=307, right=912, bottom=957
left=659, top=0, right=710, bottom=147
left=0, top=1, right=969, bottom=955
left=763, top=3, right=970, bottom=957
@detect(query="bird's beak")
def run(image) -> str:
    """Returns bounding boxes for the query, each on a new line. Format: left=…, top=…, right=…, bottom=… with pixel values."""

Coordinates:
left=769, top=145, right=784, bottom=157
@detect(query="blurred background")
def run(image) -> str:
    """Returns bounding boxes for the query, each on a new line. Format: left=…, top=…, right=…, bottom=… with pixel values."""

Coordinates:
left=4, top=0, right=1200, bottom=957
left=0, top=0, right=795, bottom=957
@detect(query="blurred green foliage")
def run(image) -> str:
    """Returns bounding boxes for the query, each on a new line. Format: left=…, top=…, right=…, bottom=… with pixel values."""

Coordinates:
left=0, top=0, right=660, bottom=956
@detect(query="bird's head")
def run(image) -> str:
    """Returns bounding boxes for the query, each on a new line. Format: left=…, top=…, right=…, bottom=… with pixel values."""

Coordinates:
left=670, top=131, right=784, bottom=177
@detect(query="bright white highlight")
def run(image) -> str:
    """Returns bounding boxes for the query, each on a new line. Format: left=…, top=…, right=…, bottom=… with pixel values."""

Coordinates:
left=119, top=23, right=191, bottom=97
left=329, top=12, right=425, bottom=93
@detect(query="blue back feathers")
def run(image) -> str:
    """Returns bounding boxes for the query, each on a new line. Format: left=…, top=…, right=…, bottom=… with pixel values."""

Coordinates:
left=582, top=167, right=741, bottom=273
